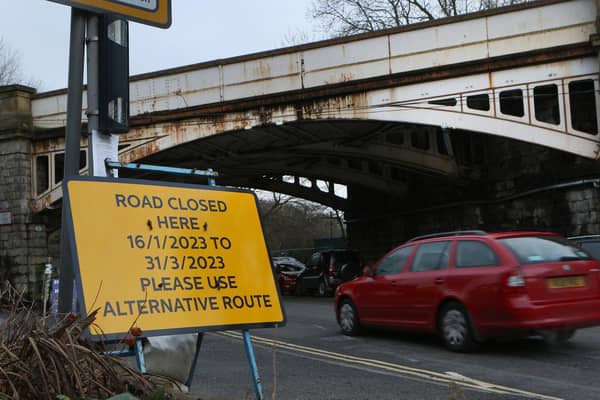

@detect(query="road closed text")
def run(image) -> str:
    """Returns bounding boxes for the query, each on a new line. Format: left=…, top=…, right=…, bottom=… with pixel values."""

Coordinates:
left=115, top=193, right=228, bottom=212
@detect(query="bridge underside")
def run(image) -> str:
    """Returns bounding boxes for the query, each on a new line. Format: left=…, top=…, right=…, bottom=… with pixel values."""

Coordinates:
left=115, top=119, right=460, bottom=210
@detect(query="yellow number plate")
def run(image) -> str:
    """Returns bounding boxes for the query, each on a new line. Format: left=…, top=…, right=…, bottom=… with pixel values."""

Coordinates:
left=547, top=275, right=585, bottom=289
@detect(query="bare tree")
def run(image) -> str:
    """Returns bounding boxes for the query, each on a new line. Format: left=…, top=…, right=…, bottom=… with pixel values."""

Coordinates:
left=0, top=37, right=20, bottom=86
left=260, top=192, right=297, bottom=221
left=281, top=28, right=316, bottom=47
left=310, top=0, right=529, bottom=37
left=0, top=37, right=40, bottom=89
left=258, top=193, right=345, bottom=257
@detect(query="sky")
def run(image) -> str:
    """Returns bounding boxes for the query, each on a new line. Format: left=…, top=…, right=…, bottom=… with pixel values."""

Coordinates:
left=0, top=0, right=319, bottom=92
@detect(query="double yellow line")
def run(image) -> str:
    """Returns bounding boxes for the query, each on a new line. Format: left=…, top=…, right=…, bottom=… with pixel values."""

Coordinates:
left=217, top=331, right=562, bottom=400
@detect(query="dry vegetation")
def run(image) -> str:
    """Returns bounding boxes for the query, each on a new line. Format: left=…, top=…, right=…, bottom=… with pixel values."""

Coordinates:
left=0, top=283, right=158, bottom=400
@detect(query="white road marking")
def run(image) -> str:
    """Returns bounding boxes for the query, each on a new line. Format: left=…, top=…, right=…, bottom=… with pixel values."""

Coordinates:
left=216, top=331, right=563, bottom=400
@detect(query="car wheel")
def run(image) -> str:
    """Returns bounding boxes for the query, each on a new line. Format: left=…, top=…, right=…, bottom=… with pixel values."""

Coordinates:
left=439, top=303, right=478, bottom=352
left=317, top=279, right=328, bottom=297
left=338, top=300, right=360, bottom=336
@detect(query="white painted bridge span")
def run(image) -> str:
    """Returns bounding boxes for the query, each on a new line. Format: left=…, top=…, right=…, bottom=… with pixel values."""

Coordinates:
left=30, top=0, right=600, bottom=210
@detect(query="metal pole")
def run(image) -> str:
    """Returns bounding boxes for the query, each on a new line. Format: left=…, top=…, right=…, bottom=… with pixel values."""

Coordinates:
left=242, top=330, right=264, bottom=400
left=58, top=7, right=87, bottom=313
left=135, top=339, right=147, bottom=373
left=184, top=172, right=217, bottom=388
left=185, top=333, right=204, bottom=387
left=86, top=14, right=100, bottom=176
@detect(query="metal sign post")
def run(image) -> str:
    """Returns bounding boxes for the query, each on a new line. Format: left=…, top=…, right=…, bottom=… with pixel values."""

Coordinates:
left=87, top=13, right=125, bottom=178
left=58, top=7, right=87, bottom=313
left=243, top=330, right=264, bottom=400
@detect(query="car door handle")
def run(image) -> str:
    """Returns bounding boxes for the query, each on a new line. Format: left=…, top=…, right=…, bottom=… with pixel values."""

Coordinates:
left=435, top=278, right=445, bottom=284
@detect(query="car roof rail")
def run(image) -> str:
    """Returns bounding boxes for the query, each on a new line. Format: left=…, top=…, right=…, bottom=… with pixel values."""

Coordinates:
left=568, top=235, right=600, bottom=240
left=407, top=230, right=488, bottom=242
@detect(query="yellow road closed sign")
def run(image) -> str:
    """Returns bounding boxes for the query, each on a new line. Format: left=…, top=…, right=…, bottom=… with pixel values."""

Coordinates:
left=48, top=0, right=171, bottom=28
left=64, top=177, right=285, bottom=339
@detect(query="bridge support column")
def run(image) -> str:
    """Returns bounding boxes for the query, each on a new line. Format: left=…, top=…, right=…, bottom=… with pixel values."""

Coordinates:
left=0, top=85, right=49, bottom=300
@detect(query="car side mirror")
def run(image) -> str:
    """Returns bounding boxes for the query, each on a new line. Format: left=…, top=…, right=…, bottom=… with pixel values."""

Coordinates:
left=362, top=266, right=374, bottom=277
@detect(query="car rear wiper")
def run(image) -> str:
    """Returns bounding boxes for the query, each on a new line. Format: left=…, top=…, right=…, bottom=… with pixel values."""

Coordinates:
left=559, top=256, right=583, bottom=261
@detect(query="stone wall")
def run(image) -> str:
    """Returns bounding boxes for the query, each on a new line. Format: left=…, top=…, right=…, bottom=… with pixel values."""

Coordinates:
left=480, top=136, right=600, bottom=236
left=0, top=85, right=49, bottom=300
left=346, top=134, right=600, bottom=263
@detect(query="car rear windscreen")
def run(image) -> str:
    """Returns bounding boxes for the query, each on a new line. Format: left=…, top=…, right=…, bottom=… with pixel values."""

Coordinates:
left=499, top=236, right=591, bottom=264
left=333, top=252, right=360, bottom=268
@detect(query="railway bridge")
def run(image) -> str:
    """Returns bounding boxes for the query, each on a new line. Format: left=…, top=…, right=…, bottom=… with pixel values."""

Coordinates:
left=1, top=0, right=600, bottom=294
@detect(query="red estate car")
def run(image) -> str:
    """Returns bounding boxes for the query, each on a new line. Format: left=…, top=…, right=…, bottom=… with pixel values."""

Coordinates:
left=334, top=230, right=600, bottom=352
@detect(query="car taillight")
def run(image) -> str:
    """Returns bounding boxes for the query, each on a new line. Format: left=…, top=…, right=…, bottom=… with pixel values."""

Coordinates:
left=505, top=274, right=527, bottom=292
left=507, top=275, right=525, bottom=287
left=503, top=274, right=527, bottom=296
left=328, top=262, right=334, bottom=276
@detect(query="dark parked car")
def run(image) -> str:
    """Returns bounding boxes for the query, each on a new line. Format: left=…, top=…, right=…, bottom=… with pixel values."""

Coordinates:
left=295, top=249, right=363, bottom=296
left=335, top=230, right=600, bottom=352
left=272, top=257, right=305, bottom=295
left=570, top=235, right=600, bottom=260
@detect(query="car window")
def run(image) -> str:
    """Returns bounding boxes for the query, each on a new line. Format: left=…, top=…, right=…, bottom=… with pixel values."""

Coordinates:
left=579, top=241, right=600, bottom=260
left=277, top=263, right=304, bottom=273
left=308, top=253, right=321, bottom=267
left=500, top=236, right=591, bottom=264
left=273, top=256, right=303, bottom=266
left=332, top=252, right=360, bottom=268
left=456, top=240, right=498, bottom=268
left=410, top=241, right=451, bottom=272
left=375, top=246, right=414, bottom=276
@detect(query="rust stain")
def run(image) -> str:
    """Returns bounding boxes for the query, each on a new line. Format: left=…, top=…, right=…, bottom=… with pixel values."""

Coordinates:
left=33, top=140, right=56, bottom=154
left=300, top=93, right=370, bottom=121
left=254, top=60, right=272, bottom=79
left=348, top=93, right=369, bottom=119
left=31, top=195, right=51, bottom=214
left=175, top=125, right=188, bottom=145
left=340, top=72, right=353, bottom=82
left=289, top=58, right=298, bottom=75
left=32, top=137, right=66, bottom=154
left=212, top=113, right=227, bottom=133
left=122, top=140, right=162, bottom=162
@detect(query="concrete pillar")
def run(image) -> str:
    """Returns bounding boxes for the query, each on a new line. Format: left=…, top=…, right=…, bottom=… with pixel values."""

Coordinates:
left=0, top=85, right=49, bottom=300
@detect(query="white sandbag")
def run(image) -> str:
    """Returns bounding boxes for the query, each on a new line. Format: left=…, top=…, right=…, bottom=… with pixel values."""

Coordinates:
left=143, top=333, right=199, bottom=385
